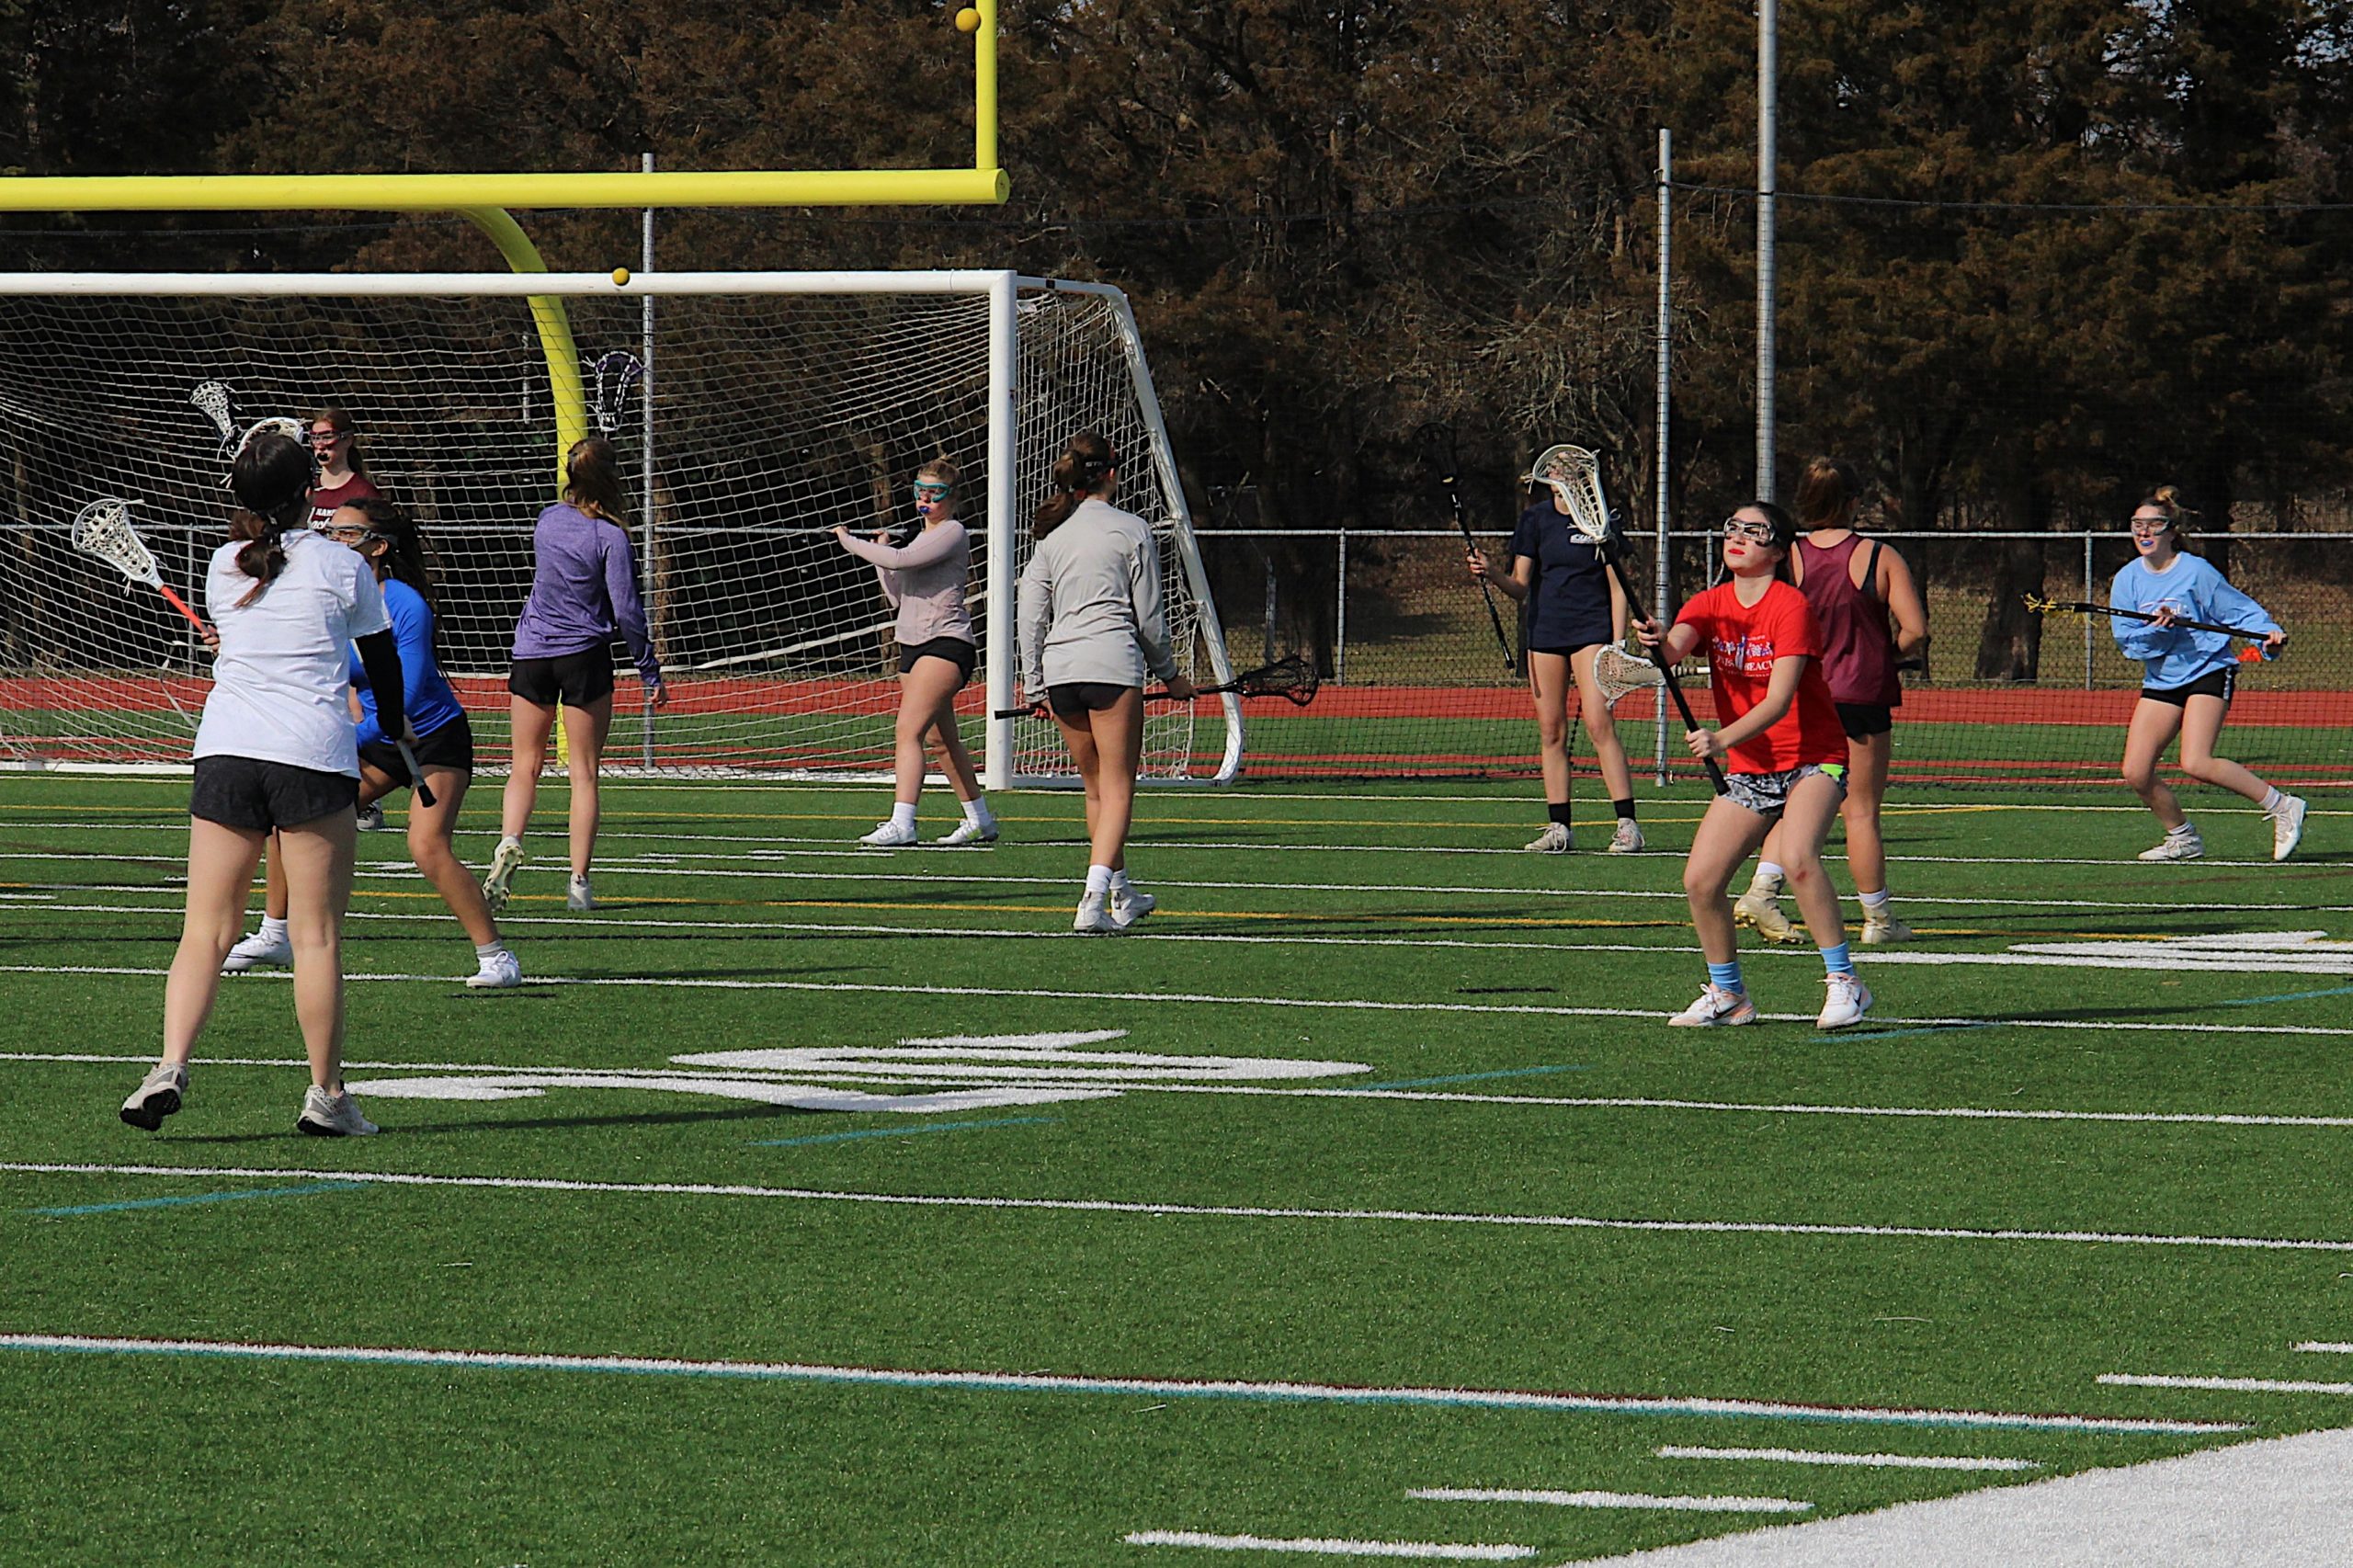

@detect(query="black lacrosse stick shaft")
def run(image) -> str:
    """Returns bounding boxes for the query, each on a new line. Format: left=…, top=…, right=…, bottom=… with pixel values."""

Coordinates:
left=2028, top=596, right=2275, bottom=644
left=1423, top=426, right=1517, bottom=674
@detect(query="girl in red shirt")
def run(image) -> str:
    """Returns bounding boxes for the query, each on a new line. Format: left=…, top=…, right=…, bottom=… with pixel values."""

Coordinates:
left=1640, top=502, right=1872, bottom=1029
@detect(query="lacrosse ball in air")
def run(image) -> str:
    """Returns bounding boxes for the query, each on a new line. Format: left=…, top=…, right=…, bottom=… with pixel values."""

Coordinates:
left=955, top=6, right=982, bottom=31
left=611, top=267, right=631, bottom=287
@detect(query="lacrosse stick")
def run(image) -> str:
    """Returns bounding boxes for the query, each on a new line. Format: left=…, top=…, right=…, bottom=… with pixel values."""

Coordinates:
left=1418, top=422, right=1516, bottom=674
left=1529, top=442, right=1727, bottom=794
left=591, top=351, right=645, bottom=437
left=995, top=656, right=1320, bottom=719
left=72, top=498, right=208, bottom=635
left=190, top=381, right=239, bottom=460
left=2024, top=594, right=2279, bottom=660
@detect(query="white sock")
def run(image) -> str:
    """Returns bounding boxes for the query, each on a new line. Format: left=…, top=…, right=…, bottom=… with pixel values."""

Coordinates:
left=1086, top=864, right=1114, bottom=894
left=1749, top=862, right=1784, bottom=892
left=497, top=835, right=521, bottom=853
left=963, top=796, right=992, bottom=826
left=890, top=801, right=918, bottom=831
left=2171, top=821, right=2198, bottom=837
left=2261, top=788, right=2283, bottom=814
left=1859, top=888, right=1891, bottom=911
left=1109, top=868, right=1133, bottom=891
left=259, top=915, right=290, bottom=942
left=475, top=940, right=507, bottom=960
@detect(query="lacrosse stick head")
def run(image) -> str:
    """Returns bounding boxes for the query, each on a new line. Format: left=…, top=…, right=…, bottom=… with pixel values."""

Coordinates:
left=1527, top=443, right=1613, bottom=542
left=220, top=415, right=314, bottom=492
left=1245, top=653, right=1320, bottom=707
left=591, top=351, right=645, bottom=436
left=189, top=381, right=237, bottom=452
left=1591, top=643, right=1665, bottom=709
left=71, top=498, right=163, bottom=589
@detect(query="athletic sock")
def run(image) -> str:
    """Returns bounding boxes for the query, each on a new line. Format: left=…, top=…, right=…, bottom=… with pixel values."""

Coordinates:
left=474, top=940, right=507, bottom=960
left=962, top=796, right=993, bottom=826
left=258, top=915, right=290, bottom=943
left=1706, top=960, right=1745, bottom=994
left=890, top=801, right=918, bottom=832
left=1859, top=888, right=1891, bottom=912
left=1108, top=868, right=1133, bottom=892
left=2170, top=821, right=2199, bottom=838
left=1819, top=941, right=1856, bottom=978
left=1612, top=797, right=1637, bottom=822
left=2260, top=787, right=2284, bottom=815
left=1746, top=862, right=1784, bottom=896
left=1085, top=864, right=1114, bottom=895
left=1547, top=801, right=1574, bottom=828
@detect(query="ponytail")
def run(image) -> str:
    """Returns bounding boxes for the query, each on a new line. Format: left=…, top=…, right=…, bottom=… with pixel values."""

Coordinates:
left=228, top=433, right=315, bottom=606
left=1033, top=430, right=1117, bottom=536
left=346, top=495, right=437, bottom=606
left=564, top=437, right=630, bottom=526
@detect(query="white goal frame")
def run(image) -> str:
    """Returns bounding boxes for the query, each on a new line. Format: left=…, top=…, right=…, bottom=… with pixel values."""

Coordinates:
left=0, top=269, right=1243, bottom=787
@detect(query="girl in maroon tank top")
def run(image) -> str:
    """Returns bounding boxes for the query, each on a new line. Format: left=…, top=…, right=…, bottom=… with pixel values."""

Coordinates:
left=1733, top=459, right=1928, bottom=947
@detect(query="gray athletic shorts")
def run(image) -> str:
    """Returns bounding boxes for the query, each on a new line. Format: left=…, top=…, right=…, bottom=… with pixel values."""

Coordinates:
left=1724, top=762, right=1847, bottom=821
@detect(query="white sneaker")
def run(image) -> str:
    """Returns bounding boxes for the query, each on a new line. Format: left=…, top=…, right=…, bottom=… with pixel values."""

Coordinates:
left=2138, top=824, right=2204, bottom=862
left=1818, top=972, right=1875, bottom=1029
left=1668, top=983, right=1757, bottom=1027
left=466, top=948, right=523, bottom=990
left=1733, top=887, right=1802, bottom=943
left=938, top=817, right=999, bottom=846
left=1525, top=822, right=1571, bottom=853
left=566, top=875, right=595, bottom=912
left=1074, top=891, right=1122, bottom=934
left=859, top=818, right=918, bottom=847
left=482, top=837, right=525, bottom=915
left=1606, top=819, right=1645, bottom=854
left=221, top=927, right=292, bottom=974
left=119, top=1062, right=187, bottom=1131
left=1860, top=908, right=1915, bottom=945
left=356, top=801, right=386, bottom=832
left=2271, top=795, right=2309, bottom=862
left=296, top=1085, right=379, bottom=1138
left=1110, top=882, right=1156, bottom=927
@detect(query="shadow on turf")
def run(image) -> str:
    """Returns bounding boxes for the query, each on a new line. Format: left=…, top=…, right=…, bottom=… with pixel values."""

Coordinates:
left=150, top=1100, right=827, bottom=1143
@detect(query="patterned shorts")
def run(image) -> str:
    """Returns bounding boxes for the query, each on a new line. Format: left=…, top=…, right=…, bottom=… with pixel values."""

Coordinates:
left=1724, top=762, right=1847, bottom=821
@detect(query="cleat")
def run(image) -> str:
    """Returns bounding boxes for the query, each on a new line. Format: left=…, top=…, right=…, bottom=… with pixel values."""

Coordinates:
left=1667, top=983, right=1757, bottom=1027
left=1524, top=822, right=1571, bottom=853
left=2271, top=795, right=2308, bottom=862
left=466, top=948, right=523, bottom=990
left=565, top=875, right=595, bottom=912
left=481, top=837, right=525, bottom=915
left=296, top=1085, right=378, bottom=1137
left=2137, top=824, right=2203, bottom=862
left=938, top=817, right=999, bottom=846
left=119, top=1062, right=188, bottom=1131
left=1606, top=819, right=1645, bottom=854
left=1110, top=882, right=1155, bottom=927
left=221, top=927, right=292, bottom=974
left=859, top=818, right=918, bottom=847
left=1859, top=909, right=1915, bottom=945
left=1818, top=972, right=1875, bottom=1029
left=1074, top=891, right=1122, bottom=935
left=1733, top=887, right=1802, bottom=943
left=356, top=801, right=386, bottom=832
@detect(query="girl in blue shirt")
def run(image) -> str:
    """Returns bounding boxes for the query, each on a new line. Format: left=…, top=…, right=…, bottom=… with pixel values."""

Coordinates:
left=2112, top=486, right=2303, bottom=862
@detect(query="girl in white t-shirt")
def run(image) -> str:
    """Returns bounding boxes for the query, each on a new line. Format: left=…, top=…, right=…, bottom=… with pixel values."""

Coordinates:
left=119, top=432, right=408, bottom=1139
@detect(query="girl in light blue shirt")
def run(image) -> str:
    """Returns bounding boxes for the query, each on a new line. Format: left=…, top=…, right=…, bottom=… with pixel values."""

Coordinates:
left=2111, top=486, right=2302, bottom=863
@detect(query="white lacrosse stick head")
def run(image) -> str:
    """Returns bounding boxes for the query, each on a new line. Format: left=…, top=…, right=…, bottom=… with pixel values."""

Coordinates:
left=591, top=352, right=644, bottom=436
left=1527, top=443, right=1613, bottom=542
left=71, top=498, right=163, bottom=590
left=189, top=381, right=237, bottom=448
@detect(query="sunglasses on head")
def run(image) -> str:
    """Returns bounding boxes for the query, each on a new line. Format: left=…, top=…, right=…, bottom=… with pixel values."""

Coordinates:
left=1721, top=515, right=1778, bottom=541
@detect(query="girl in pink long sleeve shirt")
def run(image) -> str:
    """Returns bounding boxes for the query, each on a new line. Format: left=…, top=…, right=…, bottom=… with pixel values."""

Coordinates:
left=833, top=457, right=997, bottom=846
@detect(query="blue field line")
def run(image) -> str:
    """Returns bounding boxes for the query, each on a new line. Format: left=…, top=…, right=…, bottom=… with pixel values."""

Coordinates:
left=1813, top=1022, right=2001, bottom=1045
left=27, top=1181, right=363, bottom=1218
left=0, top=1335, right=2243, bottom=1437
left=1349, top=1065, right=1591, bottom=1092
left=748, top=1117, right=1055, bottom=1149
left=2219, top=984, right=2353, bottom=1008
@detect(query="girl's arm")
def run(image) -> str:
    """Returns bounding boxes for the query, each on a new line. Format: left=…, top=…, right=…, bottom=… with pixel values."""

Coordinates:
left=1129, top=529, right=1179, bottom=681
left=2197, top=565, right=2284, bottom=641
left=1015, top=552, right=1051, bottom=699
left=601, top=527, right=664, bottom=691
left=2107, top=570, right=2179, bottom=659
left=1607, top=563, right=1629, bottom=644
left=1704, top=654, right=1806, bottom=754
left=1637, top=618, right=1702, bottom=664
left=1878, top=546, right=1928, bottom=657
left=836, top=524, right=963, bottom=572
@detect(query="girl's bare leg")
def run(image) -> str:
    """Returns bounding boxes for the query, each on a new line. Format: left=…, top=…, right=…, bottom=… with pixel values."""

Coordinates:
left=161, top=818, right=269, bottom=1064
left=1684, top=797, right=1772, bottom=964
left=272, top=809, right=358, bottom=1090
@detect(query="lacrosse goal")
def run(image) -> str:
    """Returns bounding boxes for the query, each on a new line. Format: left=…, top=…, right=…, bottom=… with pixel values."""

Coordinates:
left=0, top=270, right=1240, bottom=784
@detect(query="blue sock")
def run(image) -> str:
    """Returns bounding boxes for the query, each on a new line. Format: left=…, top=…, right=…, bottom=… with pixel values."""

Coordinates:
left=1707, top=960, right=1745, bottom=994
left=1820, top=942, right=1855, bottom=977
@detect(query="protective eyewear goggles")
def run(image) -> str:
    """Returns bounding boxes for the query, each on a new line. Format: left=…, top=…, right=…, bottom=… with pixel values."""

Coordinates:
left=912, top=482, right=954, bottom=501
left=1720, top=515, right=1779, bottom=542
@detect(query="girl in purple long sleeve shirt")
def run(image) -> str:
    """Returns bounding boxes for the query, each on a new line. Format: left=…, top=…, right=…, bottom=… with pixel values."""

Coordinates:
left=833, top=456, right=997, bottom=846
left=483, top=437, right=667, bottom=915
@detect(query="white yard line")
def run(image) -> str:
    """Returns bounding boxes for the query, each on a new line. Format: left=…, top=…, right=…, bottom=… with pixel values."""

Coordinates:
left=2098, top=1373, right=2353, bottom=1396
left=1411, top=1488, right=1809, bottom=1514
left=1655, top=1446, right=2038, bottom=1472
left=6, top=1160, right=2350, bottom=1259
left=0, top=1333, right=2237, bottom=1434
left=1128, top=1533, right=1533, bottom=1560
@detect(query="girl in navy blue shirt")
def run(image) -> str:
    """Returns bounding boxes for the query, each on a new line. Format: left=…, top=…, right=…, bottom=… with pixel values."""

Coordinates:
left=1469, top=472, right=1641, bottom=852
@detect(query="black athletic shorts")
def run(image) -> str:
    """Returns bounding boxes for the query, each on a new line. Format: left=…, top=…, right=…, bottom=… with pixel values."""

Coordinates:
left=899, top=636, right=977, bottom=683
left=509, top=650, right=615, bottom=708
left=1836, top=702, right=1894, bottom=740
left=190, top=756, right=359, bottom=833
left=358, top=714, right=476, bottom=789
left=2142, top=667, right=2234, bottom=708
left=1526, top=642, right=1607, bottom=661
left=1046, top=681, right=1134, bottom=720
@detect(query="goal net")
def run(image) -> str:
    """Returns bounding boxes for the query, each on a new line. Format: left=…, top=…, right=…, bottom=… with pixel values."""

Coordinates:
left=0, top=270, right=1239, bottom=783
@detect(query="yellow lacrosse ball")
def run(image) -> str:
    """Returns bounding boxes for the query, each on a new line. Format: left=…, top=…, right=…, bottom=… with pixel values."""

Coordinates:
left=611, top=267, right=631, bottom=287
left=955, top=6, right=981, bottom=32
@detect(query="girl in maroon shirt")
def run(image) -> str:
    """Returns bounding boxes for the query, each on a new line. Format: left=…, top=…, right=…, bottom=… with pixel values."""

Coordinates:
left=1735, top=458, right=1927, bottom=947
left=305, top=405, right=381, bottom=528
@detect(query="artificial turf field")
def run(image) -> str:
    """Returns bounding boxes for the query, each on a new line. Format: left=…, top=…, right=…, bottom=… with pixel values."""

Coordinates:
left=2, top=772, right=2350, bottom=1565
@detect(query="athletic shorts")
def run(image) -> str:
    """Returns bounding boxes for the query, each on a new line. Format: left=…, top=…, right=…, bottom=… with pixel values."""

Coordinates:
left=1526, top=642, right=1607, bottom=661
left=1836, top=702, right=1894, bottom=740
left=509, top=650, right=615, bottom=709
left=358, top=714, right=476, bottom=789
left=1724, top=762, right=1847, bottom=822
left=1046, top=681, right=1134, bottom=720
left=2142, top=667, right=2234, bottom=708
left=899, top=636, right=976, bottom=683
left=190, top=756, right=359, bottom=833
